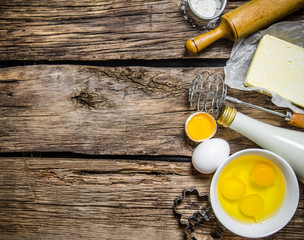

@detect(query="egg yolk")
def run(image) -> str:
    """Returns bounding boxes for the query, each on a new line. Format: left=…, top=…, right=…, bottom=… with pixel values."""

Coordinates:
left=251, top=162, right=276, bottom=187
left=220, top=177, right=246, bottom=200
left=217, top=155, right=286, bottom=224
left=186, top=112, right=216, bottom=141
left=240, top=194, right=265, bottom=221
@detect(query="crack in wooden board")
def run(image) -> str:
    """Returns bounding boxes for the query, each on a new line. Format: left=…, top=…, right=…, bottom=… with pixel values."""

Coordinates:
left=0, top=65, right=199, bottom=155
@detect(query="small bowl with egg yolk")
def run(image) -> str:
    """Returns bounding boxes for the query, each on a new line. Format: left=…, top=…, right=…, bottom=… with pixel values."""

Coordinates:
left=210, top=148, right=299, bottom=238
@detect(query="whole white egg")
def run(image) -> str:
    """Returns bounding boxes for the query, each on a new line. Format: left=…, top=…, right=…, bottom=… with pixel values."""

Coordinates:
left=192, top=138, right=230, bottom=174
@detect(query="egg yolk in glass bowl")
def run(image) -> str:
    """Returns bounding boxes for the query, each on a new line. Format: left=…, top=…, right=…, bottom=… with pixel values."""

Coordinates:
left=217, top=155, right=286, bottom=224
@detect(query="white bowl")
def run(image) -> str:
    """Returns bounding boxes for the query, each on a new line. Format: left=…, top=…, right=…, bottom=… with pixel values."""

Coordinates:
left=210, top=149, right=299, bottom=238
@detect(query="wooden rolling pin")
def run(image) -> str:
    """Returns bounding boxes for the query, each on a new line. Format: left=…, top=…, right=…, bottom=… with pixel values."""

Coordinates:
left=185, top=0, right=304, bottom=54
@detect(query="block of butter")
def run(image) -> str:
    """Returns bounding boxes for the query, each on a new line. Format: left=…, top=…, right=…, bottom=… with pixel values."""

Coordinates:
left=244, top=34, right=304, bottom=108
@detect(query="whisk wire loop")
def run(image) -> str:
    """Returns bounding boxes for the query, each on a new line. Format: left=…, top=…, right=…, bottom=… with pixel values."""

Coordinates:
left=189, top=71, right=227, bottom=117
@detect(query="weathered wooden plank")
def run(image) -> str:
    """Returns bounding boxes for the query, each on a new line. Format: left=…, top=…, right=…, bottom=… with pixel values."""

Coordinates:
left=1, top=65, right=300, bottom=155
left=0, top=157, right=303, bottom=239
left=0, top=0, right=303, bottom=61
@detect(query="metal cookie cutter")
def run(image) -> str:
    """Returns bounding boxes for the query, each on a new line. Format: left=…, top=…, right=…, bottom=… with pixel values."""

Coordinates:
left=173, top=187, right=225, bottom=240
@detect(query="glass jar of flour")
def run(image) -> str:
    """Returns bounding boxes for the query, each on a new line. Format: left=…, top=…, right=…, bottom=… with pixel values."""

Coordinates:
left=186, top=0, right=227, bottom=26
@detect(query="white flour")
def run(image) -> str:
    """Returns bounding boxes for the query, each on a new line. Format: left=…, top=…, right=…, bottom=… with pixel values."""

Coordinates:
left=190, top=0, right=216, bottom=18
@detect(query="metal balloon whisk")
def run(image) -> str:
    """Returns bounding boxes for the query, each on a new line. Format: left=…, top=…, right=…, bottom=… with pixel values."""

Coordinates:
left=189, top=71, right=227, bottom=118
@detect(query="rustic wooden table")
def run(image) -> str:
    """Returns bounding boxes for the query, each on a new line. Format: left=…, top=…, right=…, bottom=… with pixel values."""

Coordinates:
left=0, top=0, right=303, bottom=239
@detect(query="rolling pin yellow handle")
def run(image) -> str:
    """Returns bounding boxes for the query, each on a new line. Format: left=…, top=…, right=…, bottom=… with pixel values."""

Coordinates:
left=185, top=23, right=230, bottom=54
left=288, top=113, right=304, bottom=129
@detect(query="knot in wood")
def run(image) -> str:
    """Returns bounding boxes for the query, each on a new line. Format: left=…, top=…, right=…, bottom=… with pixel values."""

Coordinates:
left=71, top=88, right=113, bottom=109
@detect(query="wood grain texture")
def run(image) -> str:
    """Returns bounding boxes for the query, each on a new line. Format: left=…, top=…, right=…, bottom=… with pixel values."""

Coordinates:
left=1, top=1, right=304, bottom=240
left=0, top=0, right=303, bottom=61
left=1, top=65, right=300, bottom=155
left=0, top=157, right=303, bottom=240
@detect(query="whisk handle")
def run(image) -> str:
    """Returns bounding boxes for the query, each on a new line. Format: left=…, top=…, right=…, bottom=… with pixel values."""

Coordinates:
left=288, top=113, right=304, bottom=129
